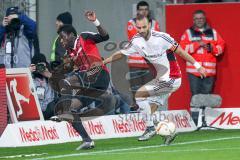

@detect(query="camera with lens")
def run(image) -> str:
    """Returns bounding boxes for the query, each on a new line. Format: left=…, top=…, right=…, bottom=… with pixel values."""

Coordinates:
left=6, top=18, right=21, bottom=34
left=36, top=63, right=46, bottom=73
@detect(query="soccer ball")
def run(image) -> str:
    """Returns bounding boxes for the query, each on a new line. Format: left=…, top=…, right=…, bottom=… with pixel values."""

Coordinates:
left=155, top=120, right=176, bottom=136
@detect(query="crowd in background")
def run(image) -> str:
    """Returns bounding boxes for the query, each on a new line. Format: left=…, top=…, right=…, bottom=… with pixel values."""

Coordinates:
left=0, top=1, right=225, bottom=120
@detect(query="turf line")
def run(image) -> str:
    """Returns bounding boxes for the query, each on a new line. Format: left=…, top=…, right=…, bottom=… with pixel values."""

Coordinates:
left=0, top=153, right=48, bottom=159
left=28, top=136, right=240, bottom=160
left=95, top=146, right=240, bottom=155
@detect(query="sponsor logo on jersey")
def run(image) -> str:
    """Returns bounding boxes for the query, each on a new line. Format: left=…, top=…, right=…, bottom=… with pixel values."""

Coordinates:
left=128, top=25, right=134, bottom=31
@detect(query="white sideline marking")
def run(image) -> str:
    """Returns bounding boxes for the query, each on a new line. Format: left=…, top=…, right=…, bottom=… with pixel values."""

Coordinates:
left=30, top=136, right=240, bottom=160
left=0, top=153, right=47, bottom=159
left=98, top=147, right=240, bottom=155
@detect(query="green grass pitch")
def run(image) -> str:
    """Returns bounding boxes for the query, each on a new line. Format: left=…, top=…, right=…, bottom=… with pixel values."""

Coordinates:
left=0, top=130, right=240, bottom=160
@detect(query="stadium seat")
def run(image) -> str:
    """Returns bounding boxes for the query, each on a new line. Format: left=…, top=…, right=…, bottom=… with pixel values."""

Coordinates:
left=190, top=94, right=222, bottom=130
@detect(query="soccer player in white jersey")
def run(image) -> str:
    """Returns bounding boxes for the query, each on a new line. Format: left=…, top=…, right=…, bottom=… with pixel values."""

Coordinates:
left=100, top=15, right=206, bottom=143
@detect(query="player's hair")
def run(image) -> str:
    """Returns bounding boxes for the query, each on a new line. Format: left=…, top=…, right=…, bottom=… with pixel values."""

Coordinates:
left=57, top=24, right=77, bottom=36
left=137, top=1, right=149, bottom=10
left=193, top=10, right=206, bottom=16
left=136, top=14, right=149, bottom=23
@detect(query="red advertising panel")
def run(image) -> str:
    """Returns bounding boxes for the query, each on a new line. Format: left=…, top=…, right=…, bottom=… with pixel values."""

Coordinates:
left=0, top=65, right=7, bottom=136
left=6, top=68, right=44, bottom=122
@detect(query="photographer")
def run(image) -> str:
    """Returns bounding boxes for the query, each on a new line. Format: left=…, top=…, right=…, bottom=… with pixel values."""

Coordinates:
left=30, top=53, right=56, bottom=120
left=0, top=6, right=39, bottom=68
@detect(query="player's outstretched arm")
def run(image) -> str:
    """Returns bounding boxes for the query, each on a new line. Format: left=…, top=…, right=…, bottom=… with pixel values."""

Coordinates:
left=103, top=51, right=125, bottom=65
left=175, top=45, right=207, bottom=78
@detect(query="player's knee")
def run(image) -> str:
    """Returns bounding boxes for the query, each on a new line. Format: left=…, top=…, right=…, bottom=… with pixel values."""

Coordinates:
left=135, top=90, right=149, bottom=99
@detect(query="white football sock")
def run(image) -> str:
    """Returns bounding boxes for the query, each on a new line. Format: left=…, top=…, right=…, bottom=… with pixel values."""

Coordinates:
left=136, top=98, right=154, bottom=127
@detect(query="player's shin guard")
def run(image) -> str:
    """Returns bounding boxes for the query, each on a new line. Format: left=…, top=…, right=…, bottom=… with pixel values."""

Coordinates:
left=136, top=98, right=154, bottom=127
